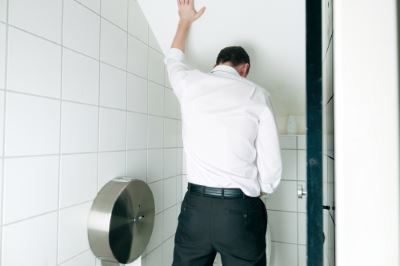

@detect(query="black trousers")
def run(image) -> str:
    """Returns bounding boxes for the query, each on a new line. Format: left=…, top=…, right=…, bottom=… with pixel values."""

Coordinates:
left=172, top=191, right=267, bottom=266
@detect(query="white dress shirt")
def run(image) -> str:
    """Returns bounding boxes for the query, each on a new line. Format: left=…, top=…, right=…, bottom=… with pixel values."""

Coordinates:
left=164, top=48, right=282, bottom=196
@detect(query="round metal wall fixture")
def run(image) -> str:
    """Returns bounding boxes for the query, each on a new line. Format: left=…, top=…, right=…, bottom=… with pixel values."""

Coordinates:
left=88, top=177, right=155, bottom=265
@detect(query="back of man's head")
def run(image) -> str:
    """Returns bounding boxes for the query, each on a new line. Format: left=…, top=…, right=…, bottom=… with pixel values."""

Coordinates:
left=216, top=46, right=251, bottom=76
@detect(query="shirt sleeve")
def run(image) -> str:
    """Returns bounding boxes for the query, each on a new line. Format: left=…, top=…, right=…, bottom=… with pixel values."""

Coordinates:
left=255, top=97, right=282, bottom=193
left=164, top=48, right=191, bottom=99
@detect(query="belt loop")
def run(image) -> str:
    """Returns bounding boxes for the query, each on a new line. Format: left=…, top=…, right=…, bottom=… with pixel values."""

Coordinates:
left=222, top=188, right=225, bottom=199
left=202, top=186, right=205, bottom=196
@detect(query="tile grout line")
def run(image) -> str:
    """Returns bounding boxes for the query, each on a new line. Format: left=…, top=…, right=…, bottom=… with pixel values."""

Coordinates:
left=56, top=0, right=65, bottom=263
left=125, top=0, right=129, bottom=180
left=0, top=0, right=9, bottom=263
left=96, top=0, right=102, bottom=195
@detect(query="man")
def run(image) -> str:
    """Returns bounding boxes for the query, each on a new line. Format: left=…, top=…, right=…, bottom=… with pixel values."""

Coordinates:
left=164, top=0, right=282, bottom=265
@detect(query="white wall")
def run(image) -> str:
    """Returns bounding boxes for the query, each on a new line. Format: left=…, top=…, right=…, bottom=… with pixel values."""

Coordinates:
left=0, top=0, right=183, bottom=265
left=334, top=1, right=400, bottom=266
left=265, top=135, right=307, bottom=266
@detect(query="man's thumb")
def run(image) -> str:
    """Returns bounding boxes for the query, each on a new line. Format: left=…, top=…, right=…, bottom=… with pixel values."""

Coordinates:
left=195, top=6, right=206, bottom=20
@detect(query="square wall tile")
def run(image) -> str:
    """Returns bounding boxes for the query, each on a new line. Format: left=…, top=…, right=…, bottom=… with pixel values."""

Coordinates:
left=61, top=102, right=98, bottom=153
left=162, top=237, right=174, bottom=266
left=298, top=212, right=307, bottom=245
left=99, top=108, right=126, bottom=151
left=163, top=206, right=177, bottom=240
left=266, top=180, right=297, bottom=212
left=62, top=48, right=99, bottom=105
left=149, top=28, right=162, bottom=53
left=147, top=116, right=163, bottom=148
left=148, top=48, right=164, bottom=85
left=58, top=202, right=91, bottom=263
left=149, top=180, right=163, bottom=214
left=297, top=135, right=307, bottom=149
left=148, top=82, right=164, bottom=116
left=98, top=151, right=126, bottom=189
left=279, top=135, right=296, bottom=149
left=164, top=176, right=177, bottom=209
left=9, top=0, right=62, bottom=43
left=5, top=93, right=60, bottom=156
left=164, top=119, right=177, bottom=148
left=281, top=150, right=297, bottom=180
left=63, top=0, right=100, bottom=59
left=128, top=35, right=148, bottom=78
left=297, top=150, right=307, bottom=181
left=127, top=73, right=147, bottom=113
left=146, top=212, right=163, bottom=252
left=144, top=245, right=162, bottom=266
left=0, top=0, right=7, bottom=22
left=147, top=149, right=163, bottom=183
left=268, top=210, right=297, bottom=244
left=0, top=24, right=6, bottom=89
left=59, top=250, right=96, bottom=266
left=270, top=242, right=297, bottom=266
left=101, top=0, right=128, bottom=30
left=1, top=212, right=58, bottom=266
left=164, top=148, right=177, bottom=178
left=100, top=19, right=127, bottom=69
left=126, top=150, right=147, bottom=181
left=128, top=0, right=148, bottom=43
left=3, top=156, right=59, bottom=224
left=60, top=153, right=97, bottom=208
left=127, top=112, right=147, bottom=149
left=100, top=63, right=126, bottom=109
left=164, top=89, right=179, bottom=118
left=7, top=28, right=61, bottom=98
left=298, top=245, right=306, bottom=266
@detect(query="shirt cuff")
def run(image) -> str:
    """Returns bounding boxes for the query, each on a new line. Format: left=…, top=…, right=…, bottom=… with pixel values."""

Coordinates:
left=164, top=48, right=185, bottom=65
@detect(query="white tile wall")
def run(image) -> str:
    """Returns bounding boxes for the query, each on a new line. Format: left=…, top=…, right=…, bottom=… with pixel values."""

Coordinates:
left=3, top=156, right=59, bottom=224
left=7, top=28, right=61, bottom=98
left=58, top=202, right=92, bottom=263
left=59, top=250, right=96, bottom=266
left=128, top=34, right=148, bottom=78
left=9, top=0, right=62, bottom=43
left=99, top=63, right=126, bottom=109
left=270, top=242, right=298, bottom=266
left=63, top=0, right=100, bottom=59
left=0, top=24, right=6, bottom=89
left=0, top=2, right=183, bottom=265
left=1, top=212, right=58, bottom=266
left=62, top=48, right=99, bottom=105
left=5, top=93, right=60, bottom=156
left=0, top=0, right=7, bottom=22
left=101, top=0, right=128, bottom=30
left=100, top=18, right=127, bottom=69
left=61, top=102, right=98, bottom=153
left=60, top=153, right=97, bottom=208
left=267, top=135, right=308, bottom=266
left=127, top=112, right=147, bottom=149
left=128, top=0, right=148, bottom=42
left=98, top=107, right=126, bottom=151
left=127, top=73, right=147, bottom=113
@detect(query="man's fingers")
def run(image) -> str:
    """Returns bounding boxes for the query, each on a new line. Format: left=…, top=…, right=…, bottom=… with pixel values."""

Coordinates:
left=194, top=6, right=206, bottom=20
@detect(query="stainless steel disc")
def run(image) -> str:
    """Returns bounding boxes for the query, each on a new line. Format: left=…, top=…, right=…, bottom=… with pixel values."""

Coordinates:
left=88, top=177, right=155, bottom=264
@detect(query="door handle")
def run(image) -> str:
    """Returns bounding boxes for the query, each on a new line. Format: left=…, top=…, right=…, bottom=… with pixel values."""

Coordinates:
left=297, top=185, right=307, bottom=198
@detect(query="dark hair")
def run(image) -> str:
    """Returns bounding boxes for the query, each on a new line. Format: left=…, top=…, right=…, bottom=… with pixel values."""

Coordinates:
left=216, top=46, right=251, bottom=73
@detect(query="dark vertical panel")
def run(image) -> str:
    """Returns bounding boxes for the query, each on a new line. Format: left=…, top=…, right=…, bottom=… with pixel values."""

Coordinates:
left=306, top=0, right=323, bottom=265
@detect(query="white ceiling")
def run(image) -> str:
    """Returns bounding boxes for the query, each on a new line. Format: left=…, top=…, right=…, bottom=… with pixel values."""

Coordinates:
left=137, top=0, right=306, bottom=117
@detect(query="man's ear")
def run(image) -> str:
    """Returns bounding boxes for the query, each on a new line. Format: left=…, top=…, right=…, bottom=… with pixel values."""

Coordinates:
left=238, top=63, right=250, bottom=77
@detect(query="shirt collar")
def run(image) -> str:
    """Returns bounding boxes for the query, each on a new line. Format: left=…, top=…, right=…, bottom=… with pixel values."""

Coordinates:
left=210, top=65, right=240, bottom=77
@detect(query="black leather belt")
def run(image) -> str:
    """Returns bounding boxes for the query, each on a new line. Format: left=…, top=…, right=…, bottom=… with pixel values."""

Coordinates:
left=188, top=183, right=250, bottom=199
